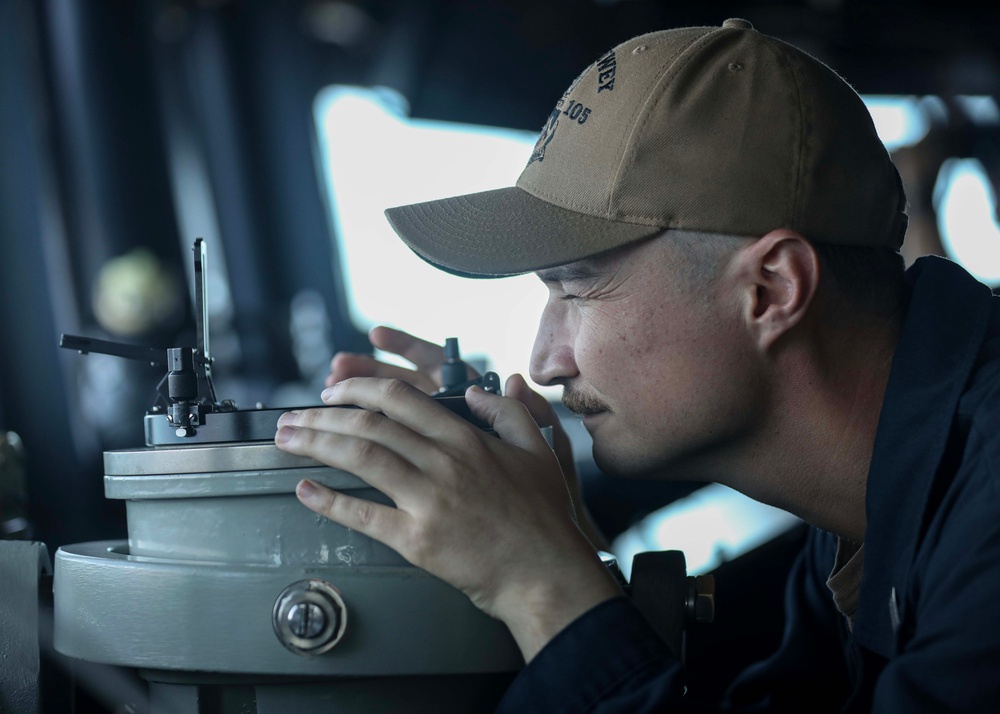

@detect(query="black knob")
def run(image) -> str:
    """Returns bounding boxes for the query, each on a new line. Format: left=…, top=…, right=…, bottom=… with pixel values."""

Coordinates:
left=440, top=337, right=468, bottom=390
left=167, top=348, right=198, bottom=403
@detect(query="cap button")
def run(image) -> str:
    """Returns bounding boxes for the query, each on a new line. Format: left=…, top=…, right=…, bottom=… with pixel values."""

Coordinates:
left=722, top=18, right=754, bottom=30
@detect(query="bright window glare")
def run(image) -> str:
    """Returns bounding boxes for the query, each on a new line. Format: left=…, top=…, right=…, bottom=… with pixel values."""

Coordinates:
left=313, top=86, right=552, bottom=395
left=863, top=96, right=930, bottom=150
left=612, top=484, right=802, bottom=578
left=863, top=96, right=1000, bottom=285
left=938, top=159, right=1000, bottom=285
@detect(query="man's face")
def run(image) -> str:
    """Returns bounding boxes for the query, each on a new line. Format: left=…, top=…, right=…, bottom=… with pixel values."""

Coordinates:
left=530, top=234, right=763, bottom=479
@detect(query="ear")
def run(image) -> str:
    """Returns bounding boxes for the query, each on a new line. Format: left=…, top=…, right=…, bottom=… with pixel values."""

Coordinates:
left=736, top=230, right=821, bottom=352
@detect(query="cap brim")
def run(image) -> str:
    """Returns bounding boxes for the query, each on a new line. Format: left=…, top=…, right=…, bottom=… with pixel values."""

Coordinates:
left=384, top=187, right=664, bottom=278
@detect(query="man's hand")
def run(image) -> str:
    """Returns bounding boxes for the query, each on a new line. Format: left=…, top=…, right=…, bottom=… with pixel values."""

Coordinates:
left=325, top=326, right=475, bottom=392
left=326, top=326, right=610, bottom=550
left=274, top=377, right=622, bottom=662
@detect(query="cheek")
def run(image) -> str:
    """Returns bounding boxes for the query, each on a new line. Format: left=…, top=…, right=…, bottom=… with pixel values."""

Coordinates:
left=576, top=303, right=638, bottom=356
left=577, top=302, right=668, bottom=389
left=613, top=299, right=738, bottom=400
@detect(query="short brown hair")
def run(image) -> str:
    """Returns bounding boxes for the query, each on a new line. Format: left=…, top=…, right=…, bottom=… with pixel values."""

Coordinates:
left=812, top=243, right=907, bottom=323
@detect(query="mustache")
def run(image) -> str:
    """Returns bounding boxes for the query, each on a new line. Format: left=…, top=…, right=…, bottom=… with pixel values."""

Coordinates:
left=562, top=388, right=610, bottom=416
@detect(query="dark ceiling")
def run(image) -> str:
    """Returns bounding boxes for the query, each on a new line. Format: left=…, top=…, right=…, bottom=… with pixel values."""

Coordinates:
left=332, top=0, right=998, bottom=131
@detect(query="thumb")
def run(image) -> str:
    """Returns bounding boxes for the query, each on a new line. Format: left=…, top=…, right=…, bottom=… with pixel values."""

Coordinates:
left=504, top=373, right=559, bottom=428
left=504, top=374, right=575, bottom=469
left=465, top=386, right=551, bottom=454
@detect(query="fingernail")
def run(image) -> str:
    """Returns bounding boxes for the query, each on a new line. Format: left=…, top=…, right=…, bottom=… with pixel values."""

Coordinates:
left=321, top=387, right=334, bottom=402
left=297, top=479, right=319, bottom=504
left=275, top=426, right=297, bottom=445
left=277, top=411, right=299, bottom=428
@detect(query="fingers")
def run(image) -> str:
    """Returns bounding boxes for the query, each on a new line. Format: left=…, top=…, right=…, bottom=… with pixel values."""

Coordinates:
left=328, top=352, right=438, bottom=393
left=370, top=326, right=478, bottom=381
left=327, top=352, right=378, bottom=387
left=369, top=326, right=448, bottom=375
left=276, top=414, right=423, bottom=498
left=503, top=374, right=573, bottom=462
left=504, top=373, right=559, bottom=428
left=321, top=378, right=471, bottom=441
left=327, top=326, right=477, bottom=393
left=465, top=385, right=553, bottom=456
left=498, top=381, right=608, bottom=551
left=296, top=479, right=408, bottom=545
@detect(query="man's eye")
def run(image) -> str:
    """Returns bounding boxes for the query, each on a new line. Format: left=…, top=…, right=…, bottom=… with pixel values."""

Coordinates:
left=559, top=293, right=581, bottom=302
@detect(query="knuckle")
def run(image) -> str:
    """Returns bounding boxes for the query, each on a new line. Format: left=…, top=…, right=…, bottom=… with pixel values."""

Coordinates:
left=382, top=378, right=412, bottom=401
left=353, top=408, right=383, bottom=432
left=287, top=427, right=316, bottom=450
left=335, top=376, right=358, bottom=391
left=319, top=488, right=340, bottom=517
left=347, top=437, right=380, bottom=465
left=501, top=395, right=530, bottom=420
left=354, top=499, right=376, bottom=528
left=437, top=449, right=466, bottom=476
left=295, top=409, right=323, bottom=428
left=406, top=523, right=433, bottom=563
left=436, top=442, right=480, bottom=482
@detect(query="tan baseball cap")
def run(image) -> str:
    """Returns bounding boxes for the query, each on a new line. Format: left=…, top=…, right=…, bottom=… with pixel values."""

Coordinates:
left=385, top=18, right=908, bottom=278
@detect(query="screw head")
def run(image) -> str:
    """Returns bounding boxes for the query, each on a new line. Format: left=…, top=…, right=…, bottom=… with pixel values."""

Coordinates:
left=287, top=602, right=326, bottom=639
left=272, top=579, right=348, bottom=656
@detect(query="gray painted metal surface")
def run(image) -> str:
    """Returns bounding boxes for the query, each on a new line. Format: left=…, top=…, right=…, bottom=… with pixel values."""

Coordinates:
left=104, top=443, right=326, bottom=479
left=123, top=489, right=406, bottom=566
left=54, top=541, right=521, bottom=675
left=106, top=443, right=408, bottom=565
left=56, top=440, right=522, bottom=712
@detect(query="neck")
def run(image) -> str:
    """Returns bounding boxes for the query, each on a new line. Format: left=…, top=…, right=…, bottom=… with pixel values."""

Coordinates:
left=722, top=324, right=898, bottom=544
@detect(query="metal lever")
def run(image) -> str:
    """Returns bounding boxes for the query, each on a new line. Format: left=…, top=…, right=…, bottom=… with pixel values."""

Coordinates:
left=193, top=238, right=217, bottom=406
left=59, top=334, right=164, bottom=366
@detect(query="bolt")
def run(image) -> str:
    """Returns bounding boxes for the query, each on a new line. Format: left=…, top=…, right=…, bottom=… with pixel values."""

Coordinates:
left=287, top=602, right=326, bottom=639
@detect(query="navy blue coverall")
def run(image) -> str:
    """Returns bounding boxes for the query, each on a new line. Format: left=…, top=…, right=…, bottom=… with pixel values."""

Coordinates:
left=498, top=257, right=1000, bottom=713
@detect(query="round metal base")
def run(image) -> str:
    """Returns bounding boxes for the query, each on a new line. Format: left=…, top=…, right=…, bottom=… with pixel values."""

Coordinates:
left=54, top=541, right=521, bottom=676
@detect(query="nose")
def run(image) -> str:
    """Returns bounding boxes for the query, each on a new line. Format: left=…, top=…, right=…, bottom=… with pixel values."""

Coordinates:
left=529, top=301, right=579, bottom=387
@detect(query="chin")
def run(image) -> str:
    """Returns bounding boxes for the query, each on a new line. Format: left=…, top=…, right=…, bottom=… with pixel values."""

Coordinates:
left=592, top=442, right=701, bottom=481
left=592, top=446, right=657, bottom=479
